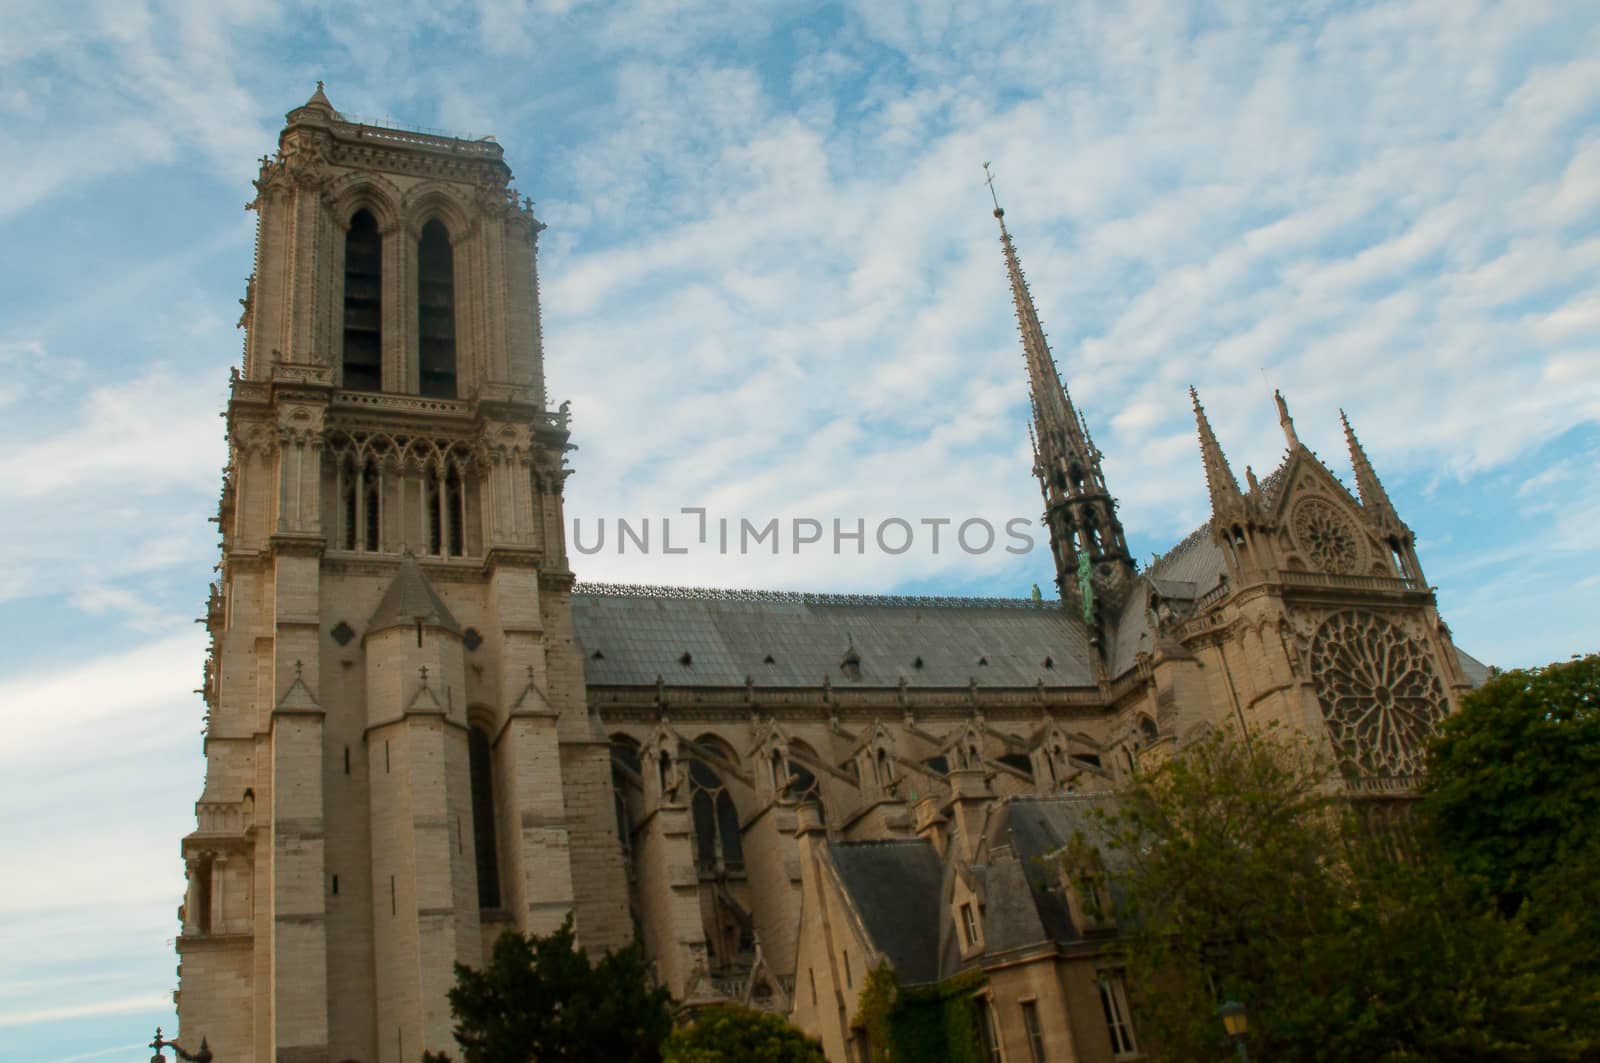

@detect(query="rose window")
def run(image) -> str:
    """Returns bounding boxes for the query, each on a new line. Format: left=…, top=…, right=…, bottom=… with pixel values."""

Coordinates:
left=1310, top=611, right=1448, bottom=777
left=1293, top=498, right=1362, bottom=574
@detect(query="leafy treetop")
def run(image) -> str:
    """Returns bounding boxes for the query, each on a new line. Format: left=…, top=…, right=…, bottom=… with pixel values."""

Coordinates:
left=421, top=918, right=672, bottom=1063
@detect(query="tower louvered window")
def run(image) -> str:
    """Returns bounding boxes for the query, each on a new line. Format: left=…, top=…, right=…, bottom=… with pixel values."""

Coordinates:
left=342, top=209, right=382, bottom=391
left=417, top=219, right=457, bottom=398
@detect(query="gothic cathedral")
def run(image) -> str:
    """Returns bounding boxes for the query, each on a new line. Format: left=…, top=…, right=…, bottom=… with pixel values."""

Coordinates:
left=177, top=89, right=1486, bottom=1063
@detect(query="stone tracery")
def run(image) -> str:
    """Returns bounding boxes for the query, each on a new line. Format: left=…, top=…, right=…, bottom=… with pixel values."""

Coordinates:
left=1292, top=497, right=1364, bottom=574
left=1309, top=610, right=1448, bottom=776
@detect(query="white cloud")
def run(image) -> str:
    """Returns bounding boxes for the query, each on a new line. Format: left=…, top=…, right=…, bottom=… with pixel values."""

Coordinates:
left=0, top=997, right=171, bottom=1029
left=1, top=5, right=1598, bottom=1059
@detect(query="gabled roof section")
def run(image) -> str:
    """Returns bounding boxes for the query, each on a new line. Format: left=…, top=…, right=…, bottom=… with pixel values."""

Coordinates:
left=367, top=551, right=461, bottom=636
left=1456, top=647, right=1493, bottom=688
left=828, top=839, right=945, bottom=985
left=983, top=795, right=1128, bottom=944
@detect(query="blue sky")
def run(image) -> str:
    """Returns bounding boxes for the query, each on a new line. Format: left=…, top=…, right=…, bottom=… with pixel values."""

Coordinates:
left=1, top=1, right=1597, bottom=1059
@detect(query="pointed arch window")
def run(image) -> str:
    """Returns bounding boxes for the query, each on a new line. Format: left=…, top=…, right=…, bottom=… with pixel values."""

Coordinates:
left=467, top=726, right=501, bottom=909
left=338, top=456, right=382, bottom=552
left=423, top=461, right=467, bottom=558
left=611, top=736, right=642, bottom=861
left=688, top=759, right=743, bottom=874
left=417, top=219, right=457, bottom=398
left=342, top=209, right=383, bottom=391
left=786, top=741, right=825, bottom=822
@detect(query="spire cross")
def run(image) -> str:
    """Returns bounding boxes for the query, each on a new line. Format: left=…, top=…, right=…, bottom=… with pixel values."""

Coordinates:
left=982, top=162, right=1003, bottom=215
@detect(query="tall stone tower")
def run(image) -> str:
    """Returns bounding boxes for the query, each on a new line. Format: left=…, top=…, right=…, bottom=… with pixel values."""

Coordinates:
left=176, top=86, right=630, bottom=1063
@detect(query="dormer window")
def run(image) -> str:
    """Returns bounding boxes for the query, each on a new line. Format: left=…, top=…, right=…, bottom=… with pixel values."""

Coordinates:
left=1059, top=836, right=1115, bottom=932
left=960, top=902, right=980, bottom=948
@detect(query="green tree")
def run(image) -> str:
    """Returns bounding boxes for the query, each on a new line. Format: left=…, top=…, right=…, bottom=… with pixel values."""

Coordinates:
left=421, top=918, right=672, bottom=1063
left=661, top=1005, right=826, bottom=1063
left=1099, top=726, right=1597, bottom=1062
left=1422, top=652, right=1600, bottom=916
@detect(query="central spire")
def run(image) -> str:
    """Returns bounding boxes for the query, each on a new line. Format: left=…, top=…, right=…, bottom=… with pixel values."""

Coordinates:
left=986, top=167, right=1134, bottom=631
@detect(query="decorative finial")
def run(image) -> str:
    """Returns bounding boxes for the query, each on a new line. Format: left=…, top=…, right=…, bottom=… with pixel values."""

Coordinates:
left=982, top=161, right=1003, bottom=218
left=418, top=665, right=429, bottom=685
left=294, top=659, right=303, bottom=679
left=1274, top=388, right=1300, bottom=447
left=527, top=664, right=536, bottom=685
left=316, top=80, right=324, bottom=92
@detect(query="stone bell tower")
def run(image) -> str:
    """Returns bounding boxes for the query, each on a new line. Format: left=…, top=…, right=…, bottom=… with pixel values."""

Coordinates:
left=175, top=86, right=631, bottom=1063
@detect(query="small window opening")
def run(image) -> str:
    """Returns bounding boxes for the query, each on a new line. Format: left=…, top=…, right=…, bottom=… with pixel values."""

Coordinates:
left=331, top=873, right=339, bottom=896
left=363, top=462, right=381, bottom=552
left=1022, top=1000, right=1046, bottom=1063
left=1098, top=971, right=1138, bottom=1057
left=960, top=902, right=979, bottom=947
left=979, top=998, right=1003, bottom=1063
left=1388, top=537, right=1411, bottom=578
left=426, top=475, right=443, bottom=556
left=343, top=746, right=350, bottom=775
left=341, top=467, right=358, bottom=550
left=468, top=726, right=501, bottom=908
left=193, top=855, right=213, bottom=934
left=445, top=465, right=465, bottom=557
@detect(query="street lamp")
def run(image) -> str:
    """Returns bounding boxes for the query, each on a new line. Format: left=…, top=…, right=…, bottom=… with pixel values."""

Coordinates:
left=1218, top=999, right=1249, bottom=1062
left=150, top=1027, right=213, bottom=1063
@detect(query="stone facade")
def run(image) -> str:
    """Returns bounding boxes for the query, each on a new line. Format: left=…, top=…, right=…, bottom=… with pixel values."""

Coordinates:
left=176, top=90, right=1486, bottom=1062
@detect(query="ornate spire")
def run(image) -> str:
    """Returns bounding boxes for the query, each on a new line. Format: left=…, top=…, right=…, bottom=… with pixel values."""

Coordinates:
left=985, top=165, right=1133, bottom=627
left=986, top=166, right=1093, bottom=463
left=1341, top=409, right=1402, bottom=530
left=1191, top=388, right=1243, bottom=519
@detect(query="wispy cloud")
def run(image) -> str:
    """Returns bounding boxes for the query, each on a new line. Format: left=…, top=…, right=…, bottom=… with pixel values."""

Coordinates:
left=0, top=2, right=1596, bottom=1059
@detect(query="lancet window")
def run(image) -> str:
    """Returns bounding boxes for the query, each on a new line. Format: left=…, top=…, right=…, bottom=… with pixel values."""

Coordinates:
left=342, top=209, right=383, bottom=391
left=688, top=747, right=743, bottom=875
left=417, top=219, right=457, bottom=398
left=338, top=456, right=383, bottom=552
left=467, top=725, right=501, bottom=909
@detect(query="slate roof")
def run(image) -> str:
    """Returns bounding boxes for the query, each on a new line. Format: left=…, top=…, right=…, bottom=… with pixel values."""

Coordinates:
left=571, top=588, right=1096, bottom=688
left=1456, top=647, right=1492, bottom=687
left=828, top=839, right=945, bottom=984
left=979, top=795, right=1128, bottom=949
left=367, top=551, right=460, bottom=635
left=1107, top=525, right=1228, bottom=675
